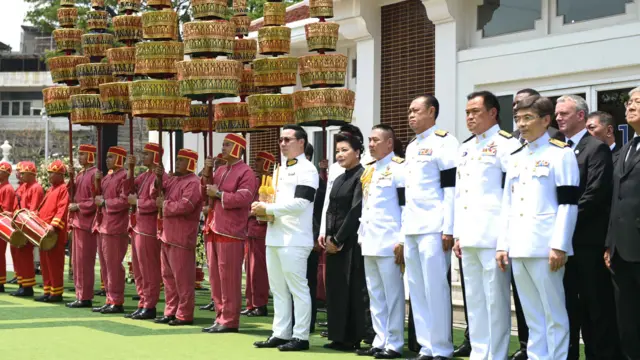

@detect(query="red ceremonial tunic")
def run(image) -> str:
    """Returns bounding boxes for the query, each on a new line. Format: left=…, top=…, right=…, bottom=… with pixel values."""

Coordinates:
left=38, top=183, right=70, bottom=244
left=95, top=168, right=129, bottom=236
left=247, top=174, right=267, bottom=240
left=153, top=173, right=202, bottom=249
left=0, top=181, right=16, bottom=213
left=132, top=170, right=166, bottom=237
left=71, top=167, right=97, bottom=231
left=19, top=181, right=44, bottom=211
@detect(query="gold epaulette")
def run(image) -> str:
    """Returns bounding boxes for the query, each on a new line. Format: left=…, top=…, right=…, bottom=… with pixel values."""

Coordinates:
left=549, top=138, right=569, bottom=148
left=392, top=156, right=405, bottom=164
left=499, top=130, right=513, bottom=139
left=435, top=129, right=448, bottom=137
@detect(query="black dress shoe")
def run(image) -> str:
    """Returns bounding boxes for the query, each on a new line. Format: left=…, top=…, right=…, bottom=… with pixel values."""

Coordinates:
left=202, top=322, right=218, bottom=332
left=92, top=304, right=109, bottom=312
left=453, top=342, right=472, bottom=357
left=323, top=341, right=357, bottom=351
left=247, top=305, right=268, bottom=317
left=125, top=308, right=143, bottom=319
left=8, top=277, right=18, bottom=284
left=406, top=356, right=433, bottom=360
left=277, top=338, right=310, bottom=352
left=254, top=336, right=290, bottom=348
left=356, top=347, right=383, bottom=356
left=320, top=331, right=328, bottom=338
left=11, top=287, right=34, bottom=297
left=94, top=290, right=106, bottom=296
left=240, top=308, right=252, bottom=315
left=318, top=321, right=328, bottom=327
left=66, top=300, right=93, bottom=308
left=206, top=323, right=239, bottom=333
left=510, top=349, right=527, bottom=360
left=34, top=294, right=49, bottom=302
left=154, top=315, right=176, bottom=324
left=168, top=318, right=193, bottom=326
left=101, top=305, right=125, bottom=314
left=199, top=301, right=215, bottom=311
left=44, top=295, right=63, bottom=303
left=132, top=308, right=156, bottom=320
left=373, top=349, right=402, bottom=359
left=132, top=295, right=140, bottom=301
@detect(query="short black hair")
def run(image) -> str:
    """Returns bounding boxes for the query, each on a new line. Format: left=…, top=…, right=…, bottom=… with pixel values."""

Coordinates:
left=516, top=88, right=540, bottom=97
left=372, top=124, right=396, bottom=140
left=588, top=111, right=616, bottom=129
left=283, top=124, right=308, bottom=147
left=467, top=90, right=501, bottom=121
left=514, top=95, right=554, bottom=119
left=414, top=94, right=440, bottom=120
left=335, top=131, right=364, bottom=158
left=304, top=142, right=314, bottom=161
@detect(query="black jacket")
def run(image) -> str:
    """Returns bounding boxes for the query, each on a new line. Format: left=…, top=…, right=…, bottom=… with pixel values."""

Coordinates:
left=325, top=165, right=364, bottom=249
left=313, top=176, right=327, bottom=242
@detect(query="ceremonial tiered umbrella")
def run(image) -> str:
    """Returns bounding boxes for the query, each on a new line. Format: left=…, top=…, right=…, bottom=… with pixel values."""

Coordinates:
left=181, top=105, right=210, bottom=157
left=42, top=0, right=88, bottom=199
left=130, top=0, right=191, bottom=226
left=294, top=0, right=354, bottom=177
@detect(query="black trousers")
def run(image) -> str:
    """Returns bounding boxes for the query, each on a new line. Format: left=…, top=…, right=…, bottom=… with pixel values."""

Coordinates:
left=564, top=248, right=620, bottom=360
left=611, top=252, right=640, bottom=360
left=511, top=266, right=529, bottom=350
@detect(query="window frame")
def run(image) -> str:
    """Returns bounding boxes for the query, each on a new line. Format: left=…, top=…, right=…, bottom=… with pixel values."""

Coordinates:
left=550, top=0, right=640, bottom=34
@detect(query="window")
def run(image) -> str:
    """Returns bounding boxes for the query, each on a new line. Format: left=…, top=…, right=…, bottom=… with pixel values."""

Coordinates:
left=477, top=0, right=542, bottom=38
left=0, top=91, right=43, bottom=101
left=1, top=102, right=8, bottom=116
left=497, top=95, right=515, bottom=132
left=32, top=108, right=41, bottom=116
left=0, top=101, right=40, bottom=117
left=11, top=102, right=20, bottom=116
left=557, top=0, right=632, bottom=24
left=22, top=101, right=31, bottom=116
left=596, top=88, right=634, bottom=145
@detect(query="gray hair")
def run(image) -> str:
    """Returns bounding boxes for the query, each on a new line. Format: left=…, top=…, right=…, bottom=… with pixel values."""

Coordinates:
left=628, top=87, right=640, bottom=97
left=557, top=94, right=589, bottom=116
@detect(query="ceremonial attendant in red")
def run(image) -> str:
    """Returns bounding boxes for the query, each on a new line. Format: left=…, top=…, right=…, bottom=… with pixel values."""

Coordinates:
left=242, top=151, right=275, bottom=317
left=92, top=146, right=130, bottom=314
left=0, top=162, right=16, bottom=293
left=11, top=162, right=43, bottom=297
left=34, top=160, right=69, bottom=302
left=8, top=161, right=25, bottom=287
left=153, top=149, right=203, bottom=326
left=66, top=144, right=99, bottom=308
left=201, top=134, right=256, bottom=334
left=125, top=143, right=165, bottom=320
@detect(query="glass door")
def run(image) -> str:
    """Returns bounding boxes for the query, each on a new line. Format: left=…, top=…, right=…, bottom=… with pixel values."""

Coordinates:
left=592, top=83, right=636, bottom=146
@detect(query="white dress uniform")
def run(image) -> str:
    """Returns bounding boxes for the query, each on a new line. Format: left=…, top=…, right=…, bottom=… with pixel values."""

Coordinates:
left=265, top=153, right=319, bottom=341
left=403, top=126, right=459, bottom=358
left=454, top=124, right=521, bottom=360
left=358, top=152, right=406, bottom=354
left=497, top=132, right=579, bottom=360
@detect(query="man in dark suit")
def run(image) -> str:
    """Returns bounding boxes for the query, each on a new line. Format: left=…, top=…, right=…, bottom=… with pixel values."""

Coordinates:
left=556, top=94, right=620, bottom=359
left=605, top=87, right=640, bottom=360
left=587, top=111, right=620, bottom=164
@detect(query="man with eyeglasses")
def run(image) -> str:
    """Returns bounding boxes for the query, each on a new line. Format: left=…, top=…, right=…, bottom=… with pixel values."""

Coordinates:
left=252, top=125, right=319, bottom=352
left=512, top=89, right=565, bottom=144
left=497, top=95, right=579, bottom=360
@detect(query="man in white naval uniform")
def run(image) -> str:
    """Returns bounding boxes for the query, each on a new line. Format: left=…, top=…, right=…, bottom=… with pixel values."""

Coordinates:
left=453, top=91, right=521, bottom=360
left=251, top=125, right=319, bottom=352
left=355, top=124, right=406, bottom=359
left=403, top=94, right=459, bottom=360
left=497, top=95, right=579, bottom=360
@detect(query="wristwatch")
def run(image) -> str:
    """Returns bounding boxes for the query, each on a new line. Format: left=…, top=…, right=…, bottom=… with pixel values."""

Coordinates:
left=215, top=190, right=222, bottom=198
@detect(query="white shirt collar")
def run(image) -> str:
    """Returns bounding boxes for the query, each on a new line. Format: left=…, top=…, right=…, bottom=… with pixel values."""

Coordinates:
left=527, top=131, right=551, bottom=150
left=416, top=126, right=435, bottom=141
left=610, top=143, right=617, bottom=151
left=375, top=152, right=394, bottom=169
left=565, top=128, right=587, bottom=148
left=475, top=124, right=500, bottom=144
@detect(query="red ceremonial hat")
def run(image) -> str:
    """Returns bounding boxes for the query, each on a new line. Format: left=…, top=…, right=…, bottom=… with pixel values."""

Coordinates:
left=15, top=161, right=24, bottom=172
left=47, top=160, right=67, bottom=174
left=177, top=149, right=198, bottom=173
left=143, top=142, right=163, bottom=165
left=21, top=161, right=37, bottom=174
left=256, top=151, right=275, bottom=172
left=79, top=144, right=97, bottom=164
left=224, top=133, right=246, bottom=159
left=107, top=146, right=127, bottom=168
left=0, top=162, right=12, bottom=174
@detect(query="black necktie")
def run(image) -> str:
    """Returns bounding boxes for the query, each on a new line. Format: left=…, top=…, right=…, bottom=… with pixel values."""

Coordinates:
left=625, top=137, right=640, bottom=166
left=567, top=139, right=574, bottom=148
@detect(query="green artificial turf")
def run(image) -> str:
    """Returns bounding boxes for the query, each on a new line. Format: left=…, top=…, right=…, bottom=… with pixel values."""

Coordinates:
left=0, top=268, right=584, bottom=359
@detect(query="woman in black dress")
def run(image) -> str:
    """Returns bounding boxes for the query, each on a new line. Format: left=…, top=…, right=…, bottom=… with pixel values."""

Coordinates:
left=320, top=130, right=368, bottom=351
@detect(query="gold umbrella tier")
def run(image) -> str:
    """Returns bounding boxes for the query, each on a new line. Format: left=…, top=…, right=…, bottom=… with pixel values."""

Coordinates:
left=142, top=10, right=178, bottom=40
left=135, top=41, right=184, bottom=77
left=145, top=118, right=184, bottom=131
left=87, top=10, right=109, bottom=31
left=47, top=55, right=90, bottom=84
left=113, top=15, right=143, bottom=43
left=106, top=47, right=136, bottom=77
left=91, top=0, right=105, bottom=9
left=231, top=15, right=251, bottom=37
left=57, top=7, right=78, bottom=28
left=191, top=0, right=228, bottom=20
left=71, top=94, right=126, bottom=125
left=147, top=0, right=172, bottom=9
left=176, top=59, right=243, bottom=101
left=263, top=2, right=286, bottom=26
left=99, top=82, right=131, bottom=115
left=53, top=29, right=83, bottom=53
left=231, top=39, right=257, bottom=64
left=117, top=0, right=141, bottom=13
left=81, top=33, right=114, bottom=58
left=247, top=94, right=294, bottom=128
left=215, top=102, right=261, bottom=133
left=182, top=105, right=209, bottom=133
left=42, top=86, right=82, bottom=117
left=233, top=0, right=248, bottom=16
left=298, top=54, right=348, bottom=88
left=293, top=88, right=355, bottom=127
left=239, top=69, right=256, bottom=98
left=309, top=0, right=334, bottom=19
left=253, top=57, right=298, bottom=88
left=305, top=22, right=339, bottom=52
left=258, top=26, right=291, bottom=56
left=183, top=20, right=235, bottom=57
left=76, top=63, right=115, bottom=92
left=130, top=80, right=191, bottom=117
left=60, top=0, right=75, bottom=6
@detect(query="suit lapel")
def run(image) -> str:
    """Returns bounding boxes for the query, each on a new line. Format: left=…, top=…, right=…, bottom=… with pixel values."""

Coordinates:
left=621, top=141, right=635, bottom=178
left=574, top=133, right=590, bottom=159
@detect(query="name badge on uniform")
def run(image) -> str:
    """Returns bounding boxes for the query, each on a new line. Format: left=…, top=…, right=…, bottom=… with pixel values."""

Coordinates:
left=288, top=171, right=296, bottom=176
left=419, top=148, right=433, bottom=156
left=481, top=142, right=497, bottom=156
left=534, top=160, right=549, bottom=167
left=377, top=174, right=392, bottom=187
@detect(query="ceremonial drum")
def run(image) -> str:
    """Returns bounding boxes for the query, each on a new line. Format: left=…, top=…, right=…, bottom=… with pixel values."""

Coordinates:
left=0, top=212, right=28, bottom=248
left=11, top=210, right=58, bottom=251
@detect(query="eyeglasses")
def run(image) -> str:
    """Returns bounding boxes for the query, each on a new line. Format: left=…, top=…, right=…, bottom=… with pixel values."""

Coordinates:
left=513, top=114, right=540, bottom=123
left=625, top=99, right=640, bottom=109
left=278, top=137, right=297, bottom=144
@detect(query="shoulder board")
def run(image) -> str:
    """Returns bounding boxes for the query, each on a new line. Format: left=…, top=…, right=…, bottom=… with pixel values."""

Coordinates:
left=549, top=138, right=569, bottom=148
left=407, top=136, right=417, bottom=145
left=511, top=144, right=526, bottom=155
left=366, top=159, right=376, bottom=166
left=498, top=130, right=513, bottom=139
left=435, top=130, right=448, bottom=137
left=391, top=156, right=405, bottom=164
left=463, top=135, right=475, bottom=144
